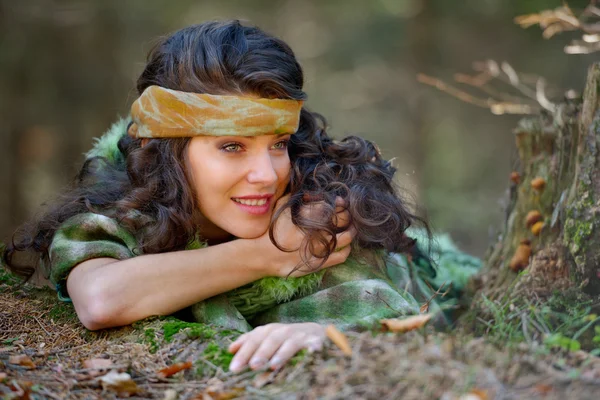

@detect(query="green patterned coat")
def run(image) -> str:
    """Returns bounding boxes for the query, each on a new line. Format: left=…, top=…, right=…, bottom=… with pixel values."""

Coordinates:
left=47, top=120, right=481, bottom=332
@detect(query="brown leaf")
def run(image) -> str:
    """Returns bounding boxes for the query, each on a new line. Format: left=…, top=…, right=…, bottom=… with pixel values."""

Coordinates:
left=325, top=325, right=352, bottom=356
left=83, top=358, right=113, bottom=369
left=8, top=355, right=36, bottom=369
left=468, top=388, right=489, bottom=400
left=157, top=361, right=192, bottom=379
left=380, top=314, right=432, bottom=333
left=100, top=371, right=139, bottom=397
left=195, top=387, right=245, bottom=400
left=533, top=384, right=553, bottom=395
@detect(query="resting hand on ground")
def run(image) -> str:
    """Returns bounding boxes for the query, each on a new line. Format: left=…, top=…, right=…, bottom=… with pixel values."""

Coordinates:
left=228, top=322, right=325, bottom=372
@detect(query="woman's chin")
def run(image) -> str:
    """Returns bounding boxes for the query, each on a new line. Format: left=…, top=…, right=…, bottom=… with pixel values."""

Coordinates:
left=227, top=223, right=270, bottom=240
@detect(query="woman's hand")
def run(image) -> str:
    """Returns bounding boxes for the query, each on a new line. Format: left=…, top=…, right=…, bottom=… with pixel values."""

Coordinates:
left=253, top=195, right=356, bottom=278
left=228, top=322, right=325, bottom=372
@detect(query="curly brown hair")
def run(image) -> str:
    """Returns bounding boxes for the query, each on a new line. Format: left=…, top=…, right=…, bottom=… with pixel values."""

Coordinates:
left=3, top=20, right=429, bottom=281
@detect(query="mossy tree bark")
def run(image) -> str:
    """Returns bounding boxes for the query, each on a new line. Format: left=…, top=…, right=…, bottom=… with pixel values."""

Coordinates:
left=478, top=63, right=600, bottom=302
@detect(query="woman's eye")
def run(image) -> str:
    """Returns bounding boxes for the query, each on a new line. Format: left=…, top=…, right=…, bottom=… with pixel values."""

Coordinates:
left=221, top=143, right=243, bottom=152
left=272, top=140, right=289, bottom=150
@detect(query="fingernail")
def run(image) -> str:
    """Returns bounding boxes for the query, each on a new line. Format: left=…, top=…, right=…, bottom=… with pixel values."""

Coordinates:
left=229, top=360, right=241, bottom=372
left=269, top=357, right=282, bottom=368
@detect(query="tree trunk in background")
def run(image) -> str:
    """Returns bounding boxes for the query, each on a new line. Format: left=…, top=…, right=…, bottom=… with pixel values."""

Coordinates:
left=476, top=63, right=600, bottom=302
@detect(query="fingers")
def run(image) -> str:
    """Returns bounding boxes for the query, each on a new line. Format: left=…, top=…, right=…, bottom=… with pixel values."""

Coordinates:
left=228, top=326, right=270, bottom=373
left=228, top=331, right=250, bottom=354
left=269, top=332, right=310, bottom=370
left=334, top=197, right=351, bottom=229
left=335, top=226, right=356, bottom=249
left=300, top=196, right=351, bottom=229
left=248, top=327, right=292, bottom=370
left=228, top=323, right=326, bottom=373
left=323, top=244, right=352, bottom=268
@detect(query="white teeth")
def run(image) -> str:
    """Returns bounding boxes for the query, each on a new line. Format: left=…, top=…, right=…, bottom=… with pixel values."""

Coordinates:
left=234, top=198, right=267, bottom=206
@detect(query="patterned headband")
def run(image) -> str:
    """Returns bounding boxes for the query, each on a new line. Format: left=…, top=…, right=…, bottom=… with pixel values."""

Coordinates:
left=128, top=85, right=304, bottom=138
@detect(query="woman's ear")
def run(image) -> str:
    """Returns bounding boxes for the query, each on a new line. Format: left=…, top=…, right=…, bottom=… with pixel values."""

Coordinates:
left=141, top=138, right=150, bottom=148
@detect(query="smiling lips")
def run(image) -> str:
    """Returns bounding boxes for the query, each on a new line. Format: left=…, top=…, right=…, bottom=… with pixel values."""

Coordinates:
left=231, top=194, right=274, bottom=215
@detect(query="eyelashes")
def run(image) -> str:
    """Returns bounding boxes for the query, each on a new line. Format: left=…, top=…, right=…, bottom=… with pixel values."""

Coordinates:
left=220, top=139, right=290, bottom=153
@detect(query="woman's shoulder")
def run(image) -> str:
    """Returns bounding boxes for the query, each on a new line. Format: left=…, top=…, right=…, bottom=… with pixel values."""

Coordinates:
left=51, top=212, right=140, bottom=255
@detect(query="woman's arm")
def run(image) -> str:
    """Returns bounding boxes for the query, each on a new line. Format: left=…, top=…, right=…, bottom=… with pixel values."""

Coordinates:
left=66, top=197, right=354, bottom=330
left=67, top=239, right=264, bottom=330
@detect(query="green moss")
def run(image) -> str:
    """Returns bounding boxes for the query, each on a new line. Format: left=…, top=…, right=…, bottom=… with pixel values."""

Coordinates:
left=0, top=265, right=19, bottom=287
left=289, top=349, right=308, bottom=366
left=144, top=328, right=159, bottom=353
left=563, top=218, right=594, bottom=255
left=195, top=341, right=235, bottom=375
left=162, top=321, right=217, bottom=342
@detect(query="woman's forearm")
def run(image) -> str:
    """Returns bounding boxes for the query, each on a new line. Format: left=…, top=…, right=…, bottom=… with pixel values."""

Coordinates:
left=66, top=239, right=266, bottom=330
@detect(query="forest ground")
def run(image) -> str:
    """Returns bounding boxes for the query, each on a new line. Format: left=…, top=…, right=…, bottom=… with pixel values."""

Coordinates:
left=1, top=268, right=600, bottom=400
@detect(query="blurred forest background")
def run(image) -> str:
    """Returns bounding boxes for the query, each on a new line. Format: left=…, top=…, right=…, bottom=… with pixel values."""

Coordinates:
left=0, top=0, right=594, bottom=257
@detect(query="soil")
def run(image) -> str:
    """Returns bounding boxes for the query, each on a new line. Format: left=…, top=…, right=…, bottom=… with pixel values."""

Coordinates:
left=1, top=278, right=600, bottom=400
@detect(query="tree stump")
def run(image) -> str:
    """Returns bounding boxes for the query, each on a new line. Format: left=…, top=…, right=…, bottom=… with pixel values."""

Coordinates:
left=477, top=63, right=600, bottom=303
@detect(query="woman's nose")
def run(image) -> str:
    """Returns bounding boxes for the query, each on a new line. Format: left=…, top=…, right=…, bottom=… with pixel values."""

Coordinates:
left=246, top=152, right=278, bottom=185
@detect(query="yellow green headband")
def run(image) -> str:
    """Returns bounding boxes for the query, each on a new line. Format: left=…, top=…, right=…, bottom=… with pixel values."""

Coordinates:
left=128, top=85, right=304, bottom=138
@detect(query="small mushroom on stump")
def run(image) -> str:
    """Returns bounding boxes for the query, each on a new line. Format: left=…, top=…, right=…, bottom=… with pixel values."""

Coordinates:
left=525, top=210, right=543, bottom=228
left=509, top=239, right=532, bottom=272
left=510, top=171, right=521, bottom=185
left=531, top=177, right=546, bottom=192
left=531, top=221, right=544, bottom=236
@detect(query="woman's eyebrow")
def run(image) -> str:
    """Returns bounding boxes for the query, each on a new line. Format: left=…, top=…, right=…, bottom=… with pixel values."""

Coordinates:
left=241, top=133, right=290, bottom=140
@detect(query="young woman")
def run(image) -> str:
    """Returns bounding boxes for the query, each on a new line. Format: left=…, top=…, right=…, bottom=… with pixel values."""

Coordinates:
left=2, top=21, right=480, bottom=373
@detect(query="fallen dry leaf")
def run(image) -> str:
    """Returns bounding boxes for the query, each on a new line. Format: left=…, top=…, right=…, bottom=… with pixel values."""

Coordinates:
left=380, top=314, right=433, bottom=333
left=157, top=361, right=193, bottom=378
left=100, top=370, right=139, bottom=397
left=83, top=358, right=113, bottom=369
left=533, top=383, right=553, bottom=395
left=8, top=355, right=36, bottom=369
left=195, top=387, right=245, bottom=400
left=468, top=388, right=489, bottom=400
left=325, top=325, right=352, bottom=356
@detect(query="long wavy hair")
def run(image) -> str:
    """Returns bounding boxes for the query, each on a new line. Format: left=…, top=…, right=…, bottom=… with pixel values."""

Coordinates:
left=3, top=20, right=429, bottom=281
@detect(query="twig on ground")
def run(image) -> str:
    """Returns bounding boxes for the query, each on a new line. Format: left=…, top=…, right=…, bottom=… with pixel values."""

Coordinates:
left=33, top=316, right=52, bottom=337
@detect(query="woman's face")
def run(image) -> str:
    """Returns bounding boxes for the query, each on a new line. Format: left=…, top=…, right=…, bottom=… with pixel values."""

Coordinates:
left=186, top=134, right=291, bottom=240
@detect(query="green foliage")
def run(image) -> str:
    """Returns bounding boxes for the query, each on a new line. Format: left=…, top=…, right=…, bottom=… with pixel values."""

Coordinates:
left=289, top=349, right=308, bottom=366
left=0, top=265, right=19, bottom=286
left=475, top=290, right=600, bottom=352
left=594, top=326, right=600, bottom=344
left=544, top=333, right=581, bottom=351
left=2, top=337, right=19, bottom=345
left=144, top=328, right=159, bottom=353
left=162, top=321, right=217, bottom=343
left=195, top=341, right=235, bottom=376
